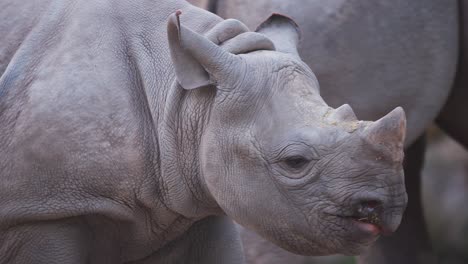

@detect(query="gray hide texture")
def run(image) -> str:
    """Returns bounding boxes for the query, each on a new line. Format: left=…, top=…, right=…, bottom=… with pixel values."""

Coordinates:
left=1, top=0, right=408, bottom=263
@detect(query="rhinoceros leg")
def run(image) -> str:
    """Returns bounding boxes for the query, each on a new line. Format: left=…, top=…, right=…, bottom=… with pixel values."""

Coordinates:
left=358, top=135, right=436, bottom=264
left=436, top=1, right=468, bottom=149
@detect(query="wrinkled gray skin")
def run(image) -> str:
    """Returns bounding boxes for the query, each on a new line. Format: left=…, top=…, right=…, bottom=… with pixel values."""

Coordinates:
left=188, top=0, right=468, bottom=263
left=0, top=0, right=408, bottom=263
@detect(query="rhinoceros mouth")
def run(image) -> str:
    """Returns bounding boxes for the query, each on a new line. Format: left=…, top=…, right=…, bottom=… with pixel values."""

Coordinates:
left=330, top=199, right=402, bottom=236
left=342, top=215, right=383, bottom=236
left=333, top=212, right=398, bottom=237
left=345, top=207, right=382, bottom=232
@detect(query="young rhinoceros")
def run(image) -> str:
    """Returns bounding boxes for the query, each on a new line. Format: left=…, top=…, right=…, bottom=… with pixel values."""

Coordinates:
left=194, top=15, right=407, bottom=256
left=0, top=1, right=406, bottom=263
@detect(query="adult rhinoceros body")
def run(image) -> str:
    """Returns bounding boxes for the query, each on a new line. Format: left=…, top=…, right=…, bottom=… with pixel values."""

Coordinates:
left=0, top=0, right=408, bottom=263
left=189, top=0, right=468, bottom=263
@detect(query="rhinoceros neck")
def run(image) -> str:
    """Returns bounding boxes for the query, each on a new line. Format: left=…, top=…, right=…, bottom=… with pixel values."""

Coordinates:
left=116, top=0, right=224, bottom=218
left=157, top=83, right=223, bottom=219
left=61, top=0, right=223, bottom=221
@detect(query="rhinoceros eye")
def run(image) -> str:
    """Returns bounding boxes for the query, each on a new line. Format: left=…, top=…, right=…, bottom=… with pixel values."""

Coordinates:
left=283, top=156, right=310, bottom=170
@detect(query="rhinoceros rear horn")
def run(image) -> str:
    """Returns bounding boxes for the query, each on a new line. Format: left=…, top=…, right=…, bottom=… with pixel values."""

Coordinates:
left=362, top=107, right=406, bottom=162
left=255, top=14, right=301, bottom=57
left=167, top=11, right=240, bottom=90
left=329, top=104, right=358, bottom=122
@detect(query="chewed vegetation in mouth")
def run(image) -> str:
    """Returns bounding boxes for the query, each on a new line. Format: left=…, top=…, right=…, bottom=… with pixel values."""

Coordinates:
left=336, top=201, right=383, bottom=228
left=355, top=201, right=381, bottom=225
left=352, top=212, right=380, bottom=225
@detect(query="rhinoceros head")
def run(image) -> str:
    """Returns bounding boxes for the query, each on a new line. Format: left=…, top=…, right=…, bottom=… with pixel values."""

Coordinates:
left=167, top=13, right=407, bottom=255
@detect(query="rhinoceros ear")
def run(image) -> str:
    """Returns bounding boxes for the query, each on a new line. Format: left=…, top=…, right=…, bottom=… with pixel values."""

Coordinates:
left=255, top=13, right=301, bottom=57
left=167, top=11, right=240, bottom=90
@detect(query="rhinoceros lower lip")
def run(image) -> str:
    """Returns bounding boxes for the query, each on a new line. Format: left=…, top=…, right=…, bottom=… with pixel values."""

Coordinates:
left=326, top=211, right=396, bottom=236
left=342, top=215, right=396, bottom=236
left=334, top=214, right=383, bottom=236
left=349, top=218, right=381, bottom=236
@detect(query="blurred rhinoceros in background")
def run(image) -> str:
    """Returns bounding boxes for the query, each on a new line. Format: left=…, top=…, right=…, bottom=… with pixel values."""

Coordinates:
left=423, top=133, right=468, bottom=264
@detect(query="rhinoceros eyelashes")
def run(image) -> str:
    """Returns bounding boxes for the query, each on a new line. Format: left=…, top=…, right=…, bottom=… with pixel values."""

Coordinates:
left=282, top=155, right=310, bottom=170
left=277, top=155, right=318, bottom=179
left=272, top=144, right=320, bottom=179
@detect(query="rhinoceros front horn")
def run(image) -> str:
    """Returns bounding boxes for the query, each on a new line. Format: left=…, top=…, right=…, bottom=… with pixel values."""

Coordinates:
left=362, top=107, right=406, bottom=162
